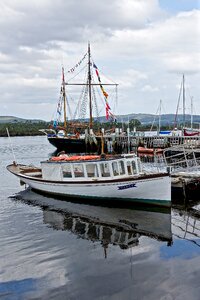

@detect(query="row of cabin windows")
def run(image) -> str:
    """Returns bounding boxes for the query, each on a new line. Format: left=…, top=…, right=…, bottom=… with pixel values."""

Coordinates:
left=62, top=160, right=141, bottom=179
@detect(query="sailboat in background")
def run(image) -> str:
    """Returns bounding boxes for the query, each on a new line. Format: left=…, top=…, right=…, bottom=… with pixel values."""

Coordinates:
left=40, top=43, right=118, bottom=153
left=174, top=74, right=200, bottom=137
left=183, top=96, right=200, bottom=136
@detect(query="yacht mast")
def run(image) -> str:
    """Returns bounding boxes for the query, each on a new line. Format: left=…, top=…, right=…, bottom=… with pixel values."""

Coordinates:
left=191, top=96, right=193, bottom=130
left=182, top=74, right=185, bottom=128
left=158, top=99, right=162, bottom=133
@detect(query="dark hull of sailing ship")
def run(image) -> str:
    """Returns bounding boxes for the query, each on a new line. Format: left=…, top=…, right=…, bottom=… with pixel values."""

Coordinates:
left=48, top=136, right=101, bottom=153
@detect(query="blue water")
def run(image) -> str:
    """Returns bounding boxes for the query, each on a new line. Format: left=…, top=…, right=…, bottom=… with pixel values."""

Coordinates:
left=0, top=136, right=200, bottom=300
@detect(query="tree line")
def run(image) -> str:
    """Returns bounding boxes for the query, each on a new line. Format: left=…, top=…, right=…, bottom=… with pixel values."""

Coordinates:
left=0, top=122, right=49, bottom=137
left=0, top=118, right=190, bottom=137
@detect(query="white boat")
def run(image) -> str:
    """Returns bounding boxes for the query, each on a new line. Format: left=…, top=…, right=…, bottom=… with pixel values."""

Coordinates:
left=7, top=153, right=171, bottom=207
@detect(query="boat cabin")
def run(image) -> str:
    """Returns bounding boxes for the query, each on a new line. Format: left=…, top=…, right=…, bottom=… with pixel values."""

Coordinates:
left=41, top=154, right=143, bottom=181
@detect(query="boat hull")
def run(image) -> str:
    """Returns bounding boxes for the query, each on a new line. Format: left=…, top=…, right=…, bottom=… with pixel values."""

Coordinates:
left=48, top=136, right=101, bottom=153
left=48, top=136, right=88, bottom=153
left=15, top=173, right=171, bottom=207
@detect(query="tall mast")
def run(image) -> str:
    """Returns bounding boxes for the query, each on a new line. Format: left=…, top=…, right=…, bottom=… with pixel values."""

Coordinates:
left=62, top=67, right=67, bottom=129
left=88, top=42, right=93, bottom=129
left=174, top=77, right=183, bottom=129
left=64, top=44, right=118, bottom=128
left=158, top=99, right=162, bottom=133
left=182, top=74, right=185, bottom=128
left=191, top=96, right=193, bottom=130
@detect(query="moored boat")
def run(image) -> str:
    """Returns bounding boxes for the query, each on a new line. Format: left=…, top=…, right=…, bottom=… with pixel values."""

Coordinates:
left=41, top=43, right=118, bottom=153
left=7, top=153, right=171, bottom=207
left=183, top=128, right=200, bottom=137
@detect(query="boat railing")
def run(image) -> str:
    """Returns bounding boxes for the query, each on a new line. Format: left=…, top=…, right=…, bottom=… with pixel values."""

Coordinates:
left=142, top=156, right=167, bottom=173
left=163, top=145, right=200, bottom=173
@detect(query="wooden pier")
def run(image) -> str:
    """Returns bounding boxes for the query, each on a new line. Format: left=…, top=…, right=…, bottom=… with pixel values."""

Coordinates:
left=103, top=135, right=200, bottom=154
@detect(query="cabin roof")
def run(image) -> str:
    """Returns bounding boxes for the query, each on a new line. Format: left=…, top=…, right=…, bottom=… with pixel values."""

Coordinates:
left=41, top=154, right=137, bottom=164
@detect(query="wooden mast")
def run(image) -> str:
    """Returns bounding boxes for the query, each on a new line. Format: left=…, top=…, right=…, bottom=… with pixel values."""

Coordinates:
left=62, top=67, right=67, bottom=130
left=88, top=42, right=93, bottom=129
left=64, top=44, right=118, bottom=129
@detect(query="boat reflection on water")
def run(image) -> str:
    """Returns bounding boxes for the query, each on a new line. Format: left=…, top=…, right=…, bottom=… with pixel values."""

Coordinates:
left=13, top=189, right=173, bottom=254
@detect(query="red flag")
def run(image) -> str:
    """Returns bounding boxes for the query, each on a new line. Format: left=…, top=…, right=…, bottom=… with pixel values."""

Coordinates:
left=106, top=107, right=109, bottom=120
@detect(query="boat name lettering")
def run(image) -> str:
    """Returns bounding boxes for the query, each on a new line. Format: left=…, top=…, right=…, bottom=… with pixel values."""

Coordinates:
left=118, top=183, right=136, bottom=190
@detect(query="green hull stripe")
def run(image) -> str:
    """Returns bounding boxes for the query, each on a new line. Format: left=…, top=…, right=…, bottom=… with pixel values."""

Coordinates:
left=32, top=188, right=171, bottom=208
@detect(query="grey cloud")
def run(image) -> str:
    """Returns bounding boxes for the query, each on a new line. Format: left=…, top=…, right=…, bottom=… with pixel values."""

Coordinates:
left=0, top=0, right=162, bottom=53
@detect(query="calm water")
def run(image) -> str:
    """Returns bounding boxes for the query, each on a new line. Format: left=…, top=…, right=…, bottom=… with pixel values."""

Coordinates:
left=0, top=136, right=200, bottom=300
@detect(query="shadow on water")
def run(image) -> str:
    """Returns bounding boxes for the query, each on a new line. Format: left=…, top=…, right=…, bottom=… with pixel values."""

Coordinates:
left=11, top=188, right=173, bottom=252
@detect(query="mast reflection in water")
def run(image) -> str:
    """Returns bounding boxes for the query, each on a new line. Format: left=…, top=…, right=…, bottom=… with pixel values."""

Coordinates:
left=13, top=188, right=173, bottom=256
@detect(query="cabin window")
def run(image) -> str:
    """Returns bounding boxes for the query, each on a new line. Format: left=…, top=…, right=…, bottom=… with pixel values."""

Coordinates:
left=86, top=164, right=99, bottom=177
left=100, top=163, right=110, bottom=177
left=127, top=161, right=132, bottom=175
left=137, top=159, right=142, bottom=173
left=132, top=160, right=137, bottom=174
left=73, top=164, right=84, bottom=177
left=62, top=164, right=72, bottom=178
left=119, top=161, right=125, bottom=175
left=112, top=162, right=119, bottom=176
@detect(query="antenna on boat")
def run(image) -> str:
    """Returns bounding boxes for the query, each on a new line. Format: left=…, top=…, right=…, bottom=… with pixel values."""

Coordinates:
left=6, top=128, right=17, bottom=164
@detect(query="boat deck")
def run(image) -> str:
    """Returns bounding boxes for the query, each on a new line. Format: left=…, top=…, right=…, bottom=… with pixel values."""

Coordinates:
left=8, top=164, right=42, bottom=178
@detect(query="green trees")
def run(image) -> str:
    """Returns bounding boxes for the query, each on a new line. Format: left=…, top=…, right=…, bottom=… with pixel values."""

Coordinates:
left=0, top=122, right=49, bottom=136
left=0, top=119, right=143, bottom=136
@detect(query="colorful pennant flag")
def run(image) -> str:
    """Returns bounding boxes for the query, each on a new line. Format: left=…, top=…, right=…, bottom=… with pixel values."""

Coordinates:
left=93, top=63, right=115, bottom=120
left=67, top=53, right=87, bottom=73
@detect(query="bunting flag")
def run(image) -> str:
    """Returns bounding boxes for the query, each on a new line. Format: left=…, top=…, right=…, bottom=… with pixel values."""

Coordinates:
left=93, top=63, right=115, bottom=120
left=67, top=53, right=87, bottom=73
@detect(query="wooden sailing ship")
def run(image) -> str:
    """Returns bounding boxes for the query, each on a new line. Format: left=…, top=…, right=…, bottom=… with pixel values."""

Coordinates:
left=41, top=43, right=118, bottom=153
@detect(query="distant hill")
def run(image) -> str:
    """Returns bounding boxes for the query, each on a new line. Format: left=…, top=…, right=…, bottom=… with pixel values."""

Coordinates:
left=1, top=114, right=200, bottom=126
left=94, top=113, right=200, bottom=126
left=0, top=116, right=45, bottom=124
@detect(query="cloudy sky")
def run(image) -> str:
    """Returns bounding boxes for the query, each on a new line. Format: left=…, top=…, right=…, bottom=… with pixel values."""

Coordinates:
left=0, top=0, right=199, bottom=121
